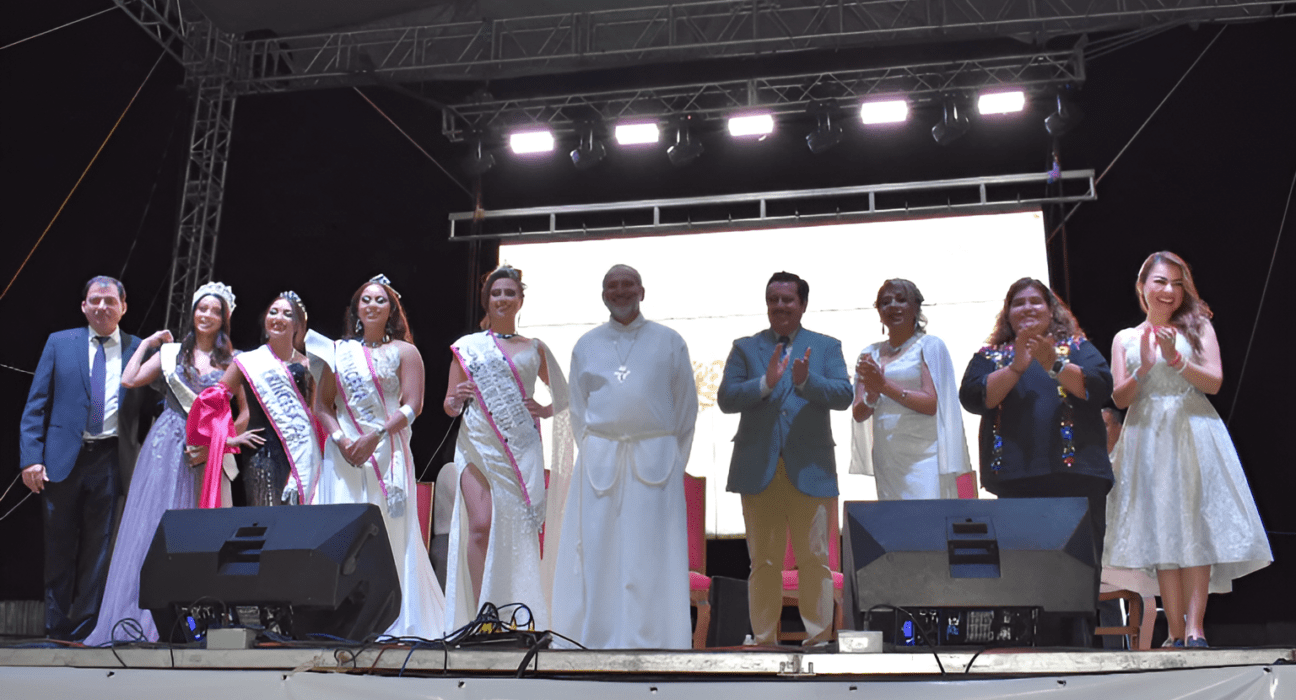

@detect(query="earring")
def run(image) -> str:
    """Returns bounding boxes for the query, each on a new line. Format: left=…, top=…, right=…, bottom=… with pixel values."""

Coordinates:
left=355, top=318, right=363, bottom=335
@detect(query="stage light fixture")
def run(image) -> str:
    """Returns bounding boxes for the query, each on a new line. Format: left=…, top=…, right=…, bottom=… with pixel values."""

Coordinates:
left=1044, top=94, right=1084, bottom=137
left=615, top=122, right=660, bottom=146
left=728, top=113, right=774, bottom=138
left=570, top=130, right=607, bottom=170
left=462, top=139, right=495, bottom=176
left=978, top=90, right=1026, bottom=115
left=805, top=111, right=843, bottom=154
left=860, top=100, right=909, bottom=125
left=510, top=129, right=555, bottom=155
left=931, top=100, right=970, bottom=146
left=667, top=123, right=704, bottom=167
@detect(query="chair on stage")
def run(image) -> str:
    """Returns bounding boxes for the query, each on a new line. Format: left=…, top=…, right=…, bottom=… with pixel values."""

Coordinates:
left=685, top=474, right=712, bottom=648
left=1094, top=589, right=1146, bottom=650
left=776, top=500, right=844, bottom=644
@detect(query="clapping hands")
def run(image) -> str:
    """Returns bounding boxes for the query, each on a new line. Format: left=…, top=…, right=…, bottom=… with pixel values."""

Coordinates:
left=856, top=354, right=885, bottom=394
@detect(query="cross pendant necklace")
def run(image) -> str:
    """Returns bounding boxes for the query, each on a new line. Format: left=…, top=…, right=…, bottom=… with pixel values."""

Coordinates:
left=614, top=328, right=642, bottom=383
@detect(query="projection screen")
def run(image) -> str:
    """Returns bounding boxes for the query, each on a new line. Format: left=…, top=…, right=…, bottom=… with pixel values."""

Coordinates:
left=501, top=210, right=1050, bottom=536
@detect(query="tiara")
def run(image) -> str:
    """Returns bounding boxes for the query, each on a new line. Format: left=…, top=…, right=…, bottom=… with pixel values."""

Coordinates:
left=369, top=273, right=401, bottom=298
left=193, top=281, right=236, bottom=313
left=280, top=290, right=308, bottom=322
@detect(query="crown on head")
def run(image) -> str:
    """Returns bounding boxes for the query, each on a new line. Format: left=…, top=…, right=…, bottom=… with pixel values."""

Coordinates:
left=193, top=281, right=236, bottom=314
left=280, top=290, right=308, bottom=322
left=368, top=273, right=401, bottom=298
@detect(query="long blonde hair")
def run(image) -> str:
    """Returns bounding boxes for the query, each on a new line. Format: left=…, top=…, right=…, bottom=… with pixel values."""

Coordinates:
left=1136, top=251, right=1212, bottom=353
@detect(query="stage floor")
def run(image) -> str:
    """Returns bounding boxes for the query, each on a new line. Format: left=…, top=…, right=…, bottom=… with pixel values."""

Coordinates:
left=1, top=645, right=1292, bottom=699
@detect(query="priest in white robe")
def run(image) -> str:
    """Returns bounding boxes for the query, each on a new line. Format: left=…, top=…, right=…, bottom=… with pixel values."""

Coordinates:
left=550, top=264, right=699, bottom=649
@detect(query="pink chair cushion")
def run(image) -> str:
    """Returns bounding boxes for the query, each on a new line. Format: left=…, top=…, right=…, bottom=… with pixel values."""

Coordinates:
left=781, top=570, right=844, bottom=592
left=689, top=571, right=712, bottom=592
left=782, top=502, right=842, bottom=570
left=956, top=472, right=979, bottom=499
left=416, top=483, right=433, bottom=549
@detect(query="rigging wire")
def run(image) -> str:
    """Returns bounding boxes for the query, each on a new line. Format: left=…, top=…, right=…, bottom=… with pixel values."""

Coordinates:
left=1047, top=25, right=1228, bottom=244
left=1227, top=164, right=1294, bottom=426
left=0, top=50, right=167, bottom=303
left=119, top=102, right=187, bottom=280
left=352, top=87, right=474, bottom=200
left=0, top=6, right=117, bottom=51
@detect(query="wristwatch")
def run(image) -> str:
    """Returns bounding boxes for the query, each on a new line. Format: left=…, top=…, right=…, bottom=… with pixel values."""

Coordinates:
left=1047, top=358, right=1068, bottom=380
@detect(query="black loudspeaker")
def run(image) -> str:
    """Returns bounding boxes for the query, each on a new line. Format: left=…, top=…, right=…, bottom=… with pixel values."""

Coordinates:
left=841, top=498, right=1097, bottom=632
left=706, top=576, right=752, bottom=647
left=140, top=504, right=401, bottom=642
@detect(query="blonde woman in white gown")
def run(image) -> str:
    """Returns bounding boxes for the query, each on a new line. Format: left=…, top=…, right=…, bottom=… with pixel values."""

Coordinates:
left=1103, top=252, right=1271, bottom=648
left=443, top=266, right=571, bottom=634
left=314, top=275, right=445, bottom=638
left=850, top=279, right=971, bottom=499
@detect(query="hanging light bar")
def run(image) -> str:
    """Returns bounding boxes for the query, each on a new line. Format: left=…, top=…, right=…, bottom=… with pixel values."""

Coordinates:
left=615, top=122, right=660, bottom=146
left=860, top=100, right=909, bottom=125
left=509, top=129, right=555, bottom=154
left=728, top=113, right=774, bottom=137
left=978, top=91, right=1026, bottom=115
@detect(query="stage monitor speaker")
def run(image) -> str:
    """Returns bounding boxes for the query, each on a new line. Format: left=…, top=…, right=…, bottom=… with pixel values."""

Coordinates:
left=841, top=498, right=1097, bottom=631
left=706, top=576, right=752, bottom=648
left=140, top=504, right=400, bottom=642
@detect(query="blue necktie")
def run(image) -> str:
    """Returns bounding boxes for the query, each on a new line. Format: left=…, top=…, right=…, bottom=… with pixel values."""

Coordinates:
left=778, top=335, right=791, bottom=362
left=88, top=336, right=107, bottom=435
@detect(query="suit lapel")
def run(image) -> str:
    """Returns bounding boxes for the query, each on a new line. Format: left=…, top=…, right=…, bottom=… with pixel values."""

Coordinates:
left=77, top=327, right=92, bottom=398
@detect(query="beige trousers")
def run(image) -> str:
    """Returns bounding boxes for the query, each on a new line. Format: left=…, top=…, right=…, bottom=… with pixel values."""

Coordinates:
left=741, top=458, right=834, bottom=646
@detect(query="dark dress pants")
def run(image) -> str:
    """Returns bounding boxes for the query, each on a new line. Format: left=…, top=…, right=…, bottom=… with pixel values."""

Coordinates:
left=41, top=438, right=121, bottom=641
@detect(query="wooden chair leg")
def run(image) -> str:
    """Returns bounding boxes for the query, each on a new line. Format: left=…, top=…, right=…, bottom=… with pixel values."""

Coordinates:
left=693, top=601, right=711, bottom=649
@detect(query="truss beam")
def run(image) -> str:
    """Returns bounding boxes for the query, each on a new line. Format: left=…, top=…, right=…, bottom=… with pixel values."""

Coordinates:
left=111, top=0, right=200, bottom=66
left=163, top=20, right=238, bottom=331
left=448, top=169, right=1096, bottom=242
left=230, top=1, right=1284, bottom=92
left=440, top=47, right=1080, bottom=140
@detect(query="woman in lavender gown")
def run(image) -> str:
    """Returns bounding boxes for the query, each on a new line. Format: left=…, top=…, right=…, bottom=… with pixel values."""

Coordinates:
left=85, top=282, right=253, bottom=645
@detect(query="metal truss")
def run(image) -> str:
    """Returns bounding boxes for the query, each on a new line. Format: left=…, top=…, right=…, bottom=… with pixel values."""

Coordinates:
left=448, top=169, right=1096, bottom=241
left=162, top=21, right=239, bottom=331
left=230, top=0, right=1286, bottom=91
left=440, top=47, right=1081, bottom=140
left=111, top=0, right=201, bottom=65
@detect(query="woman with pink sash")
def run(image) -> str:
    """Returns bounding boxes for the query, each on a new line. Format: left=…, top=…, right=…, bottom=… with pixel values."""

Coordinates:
left=314, top=275, right=445, bottom=638
left=443, top=266, right=571, bottom=634
left=189, top=292, right=319, bottom=508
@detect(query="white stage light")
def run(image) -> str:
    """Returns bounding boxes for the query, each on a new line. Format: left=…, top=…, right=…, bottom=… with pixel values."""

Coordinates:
left=615, top=122, right=660, bottom=145
left=510, top=129, right=555, bottom=154
left=978, top=91, right=1026, bottom=115
left=728, top=113, right=774, bottom=137
left=860, top=100, right=909, bottom=125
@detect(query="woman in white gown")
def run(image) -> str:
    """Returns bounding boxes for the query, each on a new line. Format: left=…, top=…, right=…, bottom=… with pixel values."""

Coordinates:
left=314, top=275, right=445, bottom=638
left=1103, top=252, right=1271, bottom=648
left=442, top=266, right=569, bottom=634
left=849, top=279, right=971, bottom=499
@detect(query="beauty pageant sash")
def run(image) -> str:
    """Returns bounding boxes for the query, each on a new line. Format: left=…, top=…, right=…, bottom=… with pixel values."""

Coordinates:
left=160, top=343, right=198, bottom=414
left=451, top=331, right=543, bottom=527
left=333, top=339, right=405, bottom=517
left=236, top=345, right=320, bottom=504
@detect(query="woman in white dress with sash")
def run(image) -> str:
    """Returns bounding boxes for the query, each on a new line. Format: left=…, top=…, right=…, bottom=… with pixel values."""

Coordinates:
left=442, top=266, right=570, bottom=634
left=849, top=279, right=971, bottom=499
left=314, top=275, right=445, bottom=638
left=1103, top=252, right=1271, bottom=648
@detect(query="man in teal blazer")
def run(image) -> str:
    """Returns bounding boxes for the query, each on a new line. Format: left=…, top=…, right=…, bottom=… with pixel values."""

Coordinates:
left=718, top=271, right=852, bottom=646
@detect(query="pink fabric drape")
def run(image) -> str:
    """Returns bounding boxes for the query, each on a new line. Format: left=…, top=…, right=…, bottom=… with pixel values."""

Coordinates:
left=187, top=384, right=237, bottom=509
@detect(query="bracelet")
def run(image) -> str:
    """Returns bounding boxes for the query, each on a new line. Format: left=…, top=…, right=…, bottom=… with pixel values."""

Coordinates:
left=1170, top=353, right=1188, bottom=373
left=1133, top=369, right=1146, bottom=383
left=330, top=429, right=345, bottom=444
left=399, top=404, right=416, bottom=426
left=898, top=389, right=909, bottom=402
left=447, top=396, right=464, bottom=415
left=863, top=393, right=879, bottom=408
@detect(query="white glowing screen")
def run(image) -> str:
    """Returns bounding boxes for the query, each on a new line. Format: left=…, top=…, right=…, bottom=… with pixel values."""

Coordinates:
left=502, top=211, right=1049, bottom=536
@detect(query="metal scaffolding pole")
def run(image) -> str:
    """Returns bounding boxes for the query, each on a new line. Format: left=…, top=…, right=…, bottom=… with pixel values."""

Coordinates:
left=163, top=20, right=238, bottom=331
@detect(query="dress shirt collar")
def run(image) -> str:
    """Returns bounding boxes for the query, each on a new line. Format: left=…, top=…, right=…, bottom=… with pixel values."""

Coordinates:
left=766, top=326, right=800, bottom=345
left=608, top=312, right=648, bottom=332
left=87, top=325, right=122, bottom=346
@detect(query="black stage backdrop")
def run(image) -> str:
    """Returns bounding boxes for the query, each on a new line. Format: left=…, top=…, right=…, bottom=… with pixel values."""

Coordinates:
left=2, top=5, right=1293, bottom=631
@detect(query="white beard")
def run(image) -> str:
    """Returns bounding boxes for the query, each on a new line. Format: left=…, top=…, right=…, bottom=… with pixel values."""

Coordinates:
left=605, top=301, right=639, bottom=323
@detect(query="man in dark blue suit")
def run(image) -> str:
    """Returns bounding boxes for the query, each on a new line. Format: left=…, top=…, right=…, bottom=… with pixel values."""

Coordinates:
left=718, top=272, right=853, bottom=647
left=20, top=276, right=144, bottom=641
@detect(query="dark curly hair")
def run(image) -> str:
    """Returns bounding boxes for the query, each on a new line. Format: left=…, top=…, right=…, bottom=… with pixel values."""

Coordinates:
left=343, top=280, right=413, bottom=344
left=987, top=277, right=1085, bottom=346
